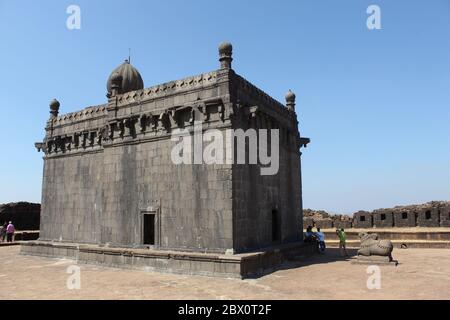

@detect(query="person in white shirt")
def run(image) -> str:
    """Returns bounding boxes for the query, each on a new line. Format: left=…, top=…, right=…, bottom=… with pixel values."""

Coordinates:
left=315, top=227, right=326, bottom=253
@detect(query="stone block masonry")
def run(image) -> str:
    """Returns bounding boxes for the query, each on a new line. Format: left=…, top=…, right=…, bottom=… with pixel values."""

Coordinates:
left=393, top=210, right=416, bottom=228
left=417, top=207, right=440, bottom=227
left=314, top=219, right=333, bottom=229
left=372, top=209, right=394, bottom=228
left=21, top=240, right=316, bottom=279
left=303, top=201, right=450, bottom=229
left=28, top=41, right=310, bottom=276
left=440, top=204, right=450, bottom=227
left=352, top=211, right=372, bottom=228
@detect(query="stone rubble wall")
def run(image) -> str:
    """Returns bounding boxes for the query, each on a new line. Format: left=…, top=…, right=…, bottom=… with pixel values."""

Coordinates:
left=304, top=201, right=450, bottom=229
left=0, top=202, right=40, bottom=230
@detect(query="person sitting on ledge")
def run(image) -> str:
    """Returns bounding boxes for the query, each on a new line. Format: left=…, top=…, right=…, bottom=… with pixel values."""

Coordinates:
left=304, top=226, right=316, bottom=243
left=316, top=227, right=326, bottom=253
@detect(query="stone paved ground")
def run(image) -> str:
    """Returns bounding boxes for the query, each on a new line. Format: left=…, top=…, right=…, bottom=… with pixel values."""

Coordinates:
left=1, top=246, right=449, bottom=300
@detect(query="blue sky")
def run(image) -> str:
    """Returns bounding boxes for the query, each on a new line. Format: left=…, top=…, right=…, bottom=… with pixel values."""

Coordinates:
left=0, top=0, right=449, bottom=213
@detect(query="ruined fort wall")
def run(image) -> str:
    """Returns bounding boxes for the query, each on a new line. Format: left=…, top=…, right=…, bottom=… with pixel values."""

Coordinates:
left=440, top=204, right=450, bottom=227
left=416, top=207, right=440, bottom=227
left=352, top=211, right=372, bottom=228
left=304, top=201, right=450, bottom=229
left=0, top=202, right=40, bottom=230
left=393, top=210, right=416, bottom=228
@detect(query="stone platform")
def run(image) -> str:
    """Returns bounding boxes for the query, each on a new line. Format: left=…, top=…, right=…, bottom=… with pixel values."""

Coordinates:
left=20, top=241, right=316, bottom=279
left=320, top=228, right=450, bottom=249
left=351, top=255, right=399, bottom=266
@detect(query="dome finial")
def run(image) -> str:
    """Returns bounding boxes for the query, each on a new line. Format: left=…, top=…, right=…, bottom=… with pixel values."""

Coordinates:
left=49, top=99, right=60, bottom=118
left=218, top=42, right=233, bottom=69
left=285, top=90, right=296, bottom=112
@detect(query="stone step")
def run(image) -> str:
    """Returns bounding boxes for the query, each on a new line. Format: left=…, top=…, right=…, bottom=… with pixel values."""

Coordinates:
left=325, top=239, right=450, bottom=249
left=311, top=228, right=450, bottom=241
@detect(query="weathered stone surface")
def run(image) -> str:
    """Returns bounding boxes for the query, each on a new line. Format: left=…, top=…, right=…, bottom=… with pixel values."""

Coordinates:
left=440, top=205, right=450, bottom=227
left=314, top=219, right=333, bottom=229
left=303, top=209, right=330, bottom=220
left=304, top=201, right=450, bottom=229
left=393, top=210, right=416, bottom=228
left=333, top=215, right=352, bottom=229
left=357, top=232, right=394, bottom=257
left=355, top=232, right=397, bottom=265
left=34, top=43, right=309, bottom=257
left=372, top=209, right=394, bottom=228
left=351, top=255, right=398, bottom=266
left=417, top=207, right=440, bottom=227
left=303, top=217, right=314, bottom=229
left=352, top=211, right=372, bottom=228
left=21, top=240, right=316, bottom=278
left=302, top=209, right=333, bottom=229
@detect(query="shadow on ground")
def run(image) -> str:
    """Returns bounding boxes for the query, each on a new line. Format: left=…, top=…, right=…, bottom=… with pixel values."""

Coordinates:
left=246, top=248, right=359, bottom=279
left=283, top=248, right=358, bottom=268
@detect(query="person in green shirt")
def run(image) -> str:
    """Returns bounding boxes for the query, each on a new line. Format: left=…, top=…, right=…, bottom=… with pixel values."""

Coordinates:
left=336, top=228, right=348, bottom=257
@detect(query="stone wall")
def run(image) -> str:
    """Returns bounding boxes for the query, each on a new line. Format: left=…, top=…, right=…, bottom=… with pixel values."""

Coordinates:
left=372, top=209, right=394, bottom=228
left=37, top=67, right=306, bottom=254
left=231, top=77, right=303, bottom=252
left=0, top=202, right=40, bottom=230
left=39, top=72, right=235, bottom=252
left=440, top=204, right=450, bottom=227
left=303, top=217, right=314, bottom=228
left=417, top=207, right=440, bottom=227
left=352, top=211, right=372, bottom=228
left=393, top=210, right=416, bottom=228
left=314, top=219, right=333, bottom=229
left=333, top=216, right=353, bottom=229
left=303, top=201, right=450, bottom=229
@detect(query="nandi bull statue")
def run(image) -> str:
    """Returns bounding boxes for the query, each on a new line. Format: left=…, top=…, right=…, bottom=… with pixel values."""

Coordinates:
left=356, top=232, right=397, bottom=265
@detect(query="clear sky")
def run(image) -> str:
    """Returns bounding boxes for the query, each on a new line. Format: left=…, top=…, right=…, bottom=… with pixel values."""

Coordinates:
left=0, top=0, right=449, bottom=213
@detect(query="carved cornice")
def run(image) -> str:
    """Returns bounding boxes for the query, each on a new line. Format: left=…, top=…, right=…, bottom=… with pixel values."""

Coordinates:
left=42, top=99, right=227, bottom=157
left=115, top=71, right=219, bottom=107
left=234, top=74, right=294, bottom=120
left=242, top=106, right=302, bottom=153
left=48, top=104, right=108, bottom=128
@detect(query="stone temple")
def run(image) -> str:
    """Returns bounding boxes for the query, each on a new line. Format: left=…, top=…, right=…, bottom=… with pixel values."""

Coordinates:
left=23, top=43, right=312, bottom=278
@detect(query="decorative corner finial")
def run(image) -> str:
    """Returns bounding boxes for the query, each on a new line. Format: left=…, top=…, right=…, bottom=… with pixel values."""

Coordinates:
left=285, top=90, right=296, bottom=112
left=218, top=42, right=233, bottom=69
left=49, top=99, right=60, bottom=118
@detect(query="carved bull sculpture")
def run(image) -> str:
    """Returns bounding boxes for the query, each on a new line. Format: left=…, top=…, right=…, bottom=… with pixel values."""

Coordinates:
left=357, top=232, right=394, bottom=258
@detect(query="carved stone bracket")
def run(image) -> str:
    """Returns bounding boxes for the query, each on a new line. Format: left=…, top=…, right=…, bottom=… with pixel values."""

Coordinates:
left=190, top=103, right=206, bottom=124
left=34, top=142, right=45, bottom=153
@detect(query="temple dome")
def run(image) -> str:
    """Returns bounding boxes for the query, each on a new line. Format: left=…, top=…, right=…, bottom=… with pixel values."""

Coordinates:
left=107, top=60, right=144, bottom=95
